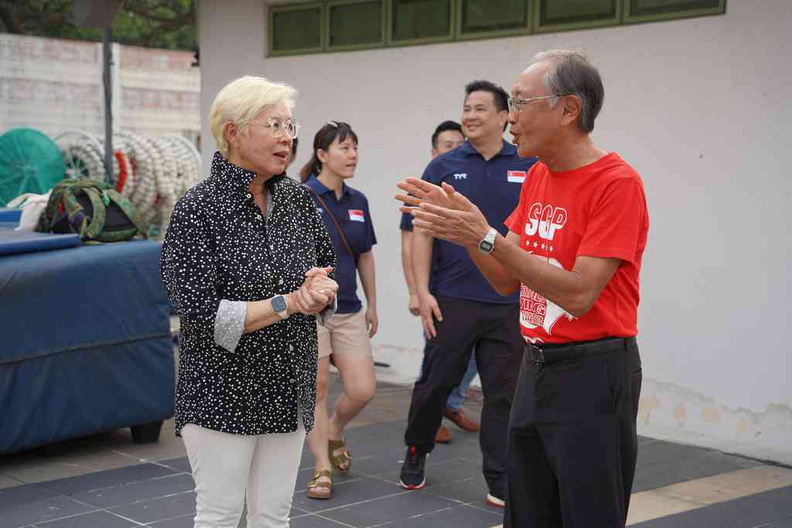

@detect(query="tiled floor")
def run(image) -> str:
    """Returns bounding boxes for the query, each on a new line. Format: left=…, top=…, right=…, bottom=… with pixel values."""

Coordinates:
left=1, top=377, right=791, bottom=528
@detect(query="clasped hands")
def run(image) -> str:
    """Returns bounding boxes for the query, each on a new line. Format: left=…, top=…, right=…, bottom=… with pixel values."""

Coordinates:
left=289, top=267, right=338, bottom=315
left=395, top=177, right=491, bottom=248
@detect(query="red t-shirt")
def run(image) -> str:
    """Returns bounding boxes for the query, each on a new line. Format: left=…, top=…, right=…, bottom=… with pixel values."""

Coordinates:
left=504, top=153, right=649, bottom=344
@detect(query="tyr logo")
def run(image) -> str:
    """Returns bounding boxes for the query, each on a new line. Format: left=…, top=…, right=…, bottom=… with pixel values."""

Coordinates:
left=453, top=173, right=467, bottom=180
left=524, top=202, right=567, bottom=241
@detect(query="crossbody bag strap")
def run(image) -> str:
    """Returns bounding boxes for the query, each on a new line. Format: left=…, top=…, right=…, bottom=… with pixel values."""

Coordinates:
left=303, top=184, right=355, bottom=259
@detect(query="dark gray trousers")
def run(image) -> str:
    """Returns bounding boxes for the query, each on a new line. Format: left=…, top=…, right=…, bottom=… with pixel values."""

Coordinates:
left=505, top=338, right=642, bottom=528
left=404, top=296, right=524, bottom=498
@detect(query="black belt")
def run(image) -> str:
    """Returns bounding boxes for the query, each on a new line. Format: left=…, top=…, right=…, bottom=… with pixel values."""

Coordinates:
left=526, top=336, right=636, bottom=365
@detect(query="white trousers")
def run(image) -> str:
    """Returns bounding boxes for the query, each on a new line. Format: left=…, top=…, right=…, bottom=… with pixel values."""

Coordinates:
left=182, top=423, right=306, bottom=528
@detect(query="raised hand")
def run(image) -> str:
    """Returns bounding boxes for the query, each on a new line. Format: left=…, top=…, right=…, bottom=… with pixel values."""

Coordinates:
left=394, top=180, right=491, bottom=249
left=395, top=177, right=454, bottom=212
left=395, top=178, right=476, bottom=214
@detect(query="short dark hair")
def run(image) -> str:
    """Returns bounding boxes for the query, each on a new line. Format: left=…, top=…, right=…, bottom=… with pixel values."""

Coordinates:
left=431, top=120, right=463, bottom=149
left=464, top=80, right=509, bottom=130
left=464, top=80, right=509, bottom=113
left=298, top=121, right=358, bottom=183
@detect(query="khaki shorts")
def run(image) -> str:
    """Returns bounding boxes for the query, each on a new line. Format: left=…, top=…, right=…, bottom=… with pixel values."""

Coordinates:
left=317, top=310, right=373, bottom=360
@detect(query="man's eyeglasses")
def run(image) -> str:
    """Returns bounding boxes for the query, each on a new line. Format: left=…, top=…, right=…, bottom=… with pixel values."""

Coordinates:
left=256, top=117, right=300, bottom=139
left=507, top=95, right=566, bottom=114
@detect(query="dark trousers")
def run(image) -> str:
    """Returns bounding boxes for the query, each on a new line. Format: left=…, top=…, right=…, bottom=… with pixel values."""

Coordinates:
left=505, top=338, right=642, bottom=528
left=404, top=296, right=524, bottom=497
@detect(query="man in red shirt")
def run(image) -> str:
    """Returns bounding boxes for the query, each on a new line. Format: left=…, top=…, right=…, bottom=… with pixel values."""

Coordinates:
left=396, top=50, right=649, bottom=527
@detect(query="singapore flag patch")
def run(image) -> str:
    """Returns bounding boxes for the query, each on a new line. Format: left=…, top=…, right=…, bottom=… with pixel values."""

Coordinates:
left=348, top=209, right=365, bottom=222
left=507, top=170, right=526, bottom=184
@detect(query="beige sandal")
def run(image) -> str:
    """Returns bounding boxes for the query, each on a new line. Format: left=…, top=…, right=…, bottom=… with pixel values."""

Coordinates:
left=328, top=438, right=352, bottom=474
left=307, top=469, right=332, bottom=500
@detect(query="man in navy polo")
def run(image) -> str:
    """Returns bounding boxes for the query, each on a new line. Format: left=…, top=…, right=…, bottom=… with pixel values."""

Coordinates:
left=400, top=120, right=480, bottom=445
left=398, top=80, right=536, bottom=507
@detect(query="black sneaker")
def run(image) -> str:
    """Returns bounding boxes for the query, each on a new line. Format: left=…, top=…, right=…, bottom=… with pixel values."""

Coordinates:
left=399, top=446, right=427, bottom=489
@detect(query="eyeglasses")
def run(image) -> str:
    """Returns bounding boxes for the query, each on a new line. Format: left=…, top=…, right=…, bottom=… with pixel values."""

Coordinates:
left=255, top=117, right=300, bottom=139
left=507, top=95, right=566, bottom=114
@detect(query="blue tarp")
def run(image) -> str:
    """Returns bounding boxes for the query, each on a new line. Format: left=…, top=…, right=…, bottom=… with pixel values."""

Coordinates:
left=0, top=209, right=21, bottom=223
left=0, top=240, right=174, bottom=453
left=0, top=229, right=81, bottom=256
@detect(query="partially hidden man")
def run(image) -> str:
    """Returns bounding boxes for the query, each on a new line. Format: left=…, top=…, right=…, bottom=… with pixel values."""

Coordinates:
left=398, top=80, right=537, bottom=509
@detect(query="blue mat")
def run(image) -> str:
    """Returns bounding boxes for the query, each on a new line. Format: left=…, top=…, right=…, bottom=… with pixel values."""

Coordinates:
left=0, top=208, right=21, bottom=223
left=0, top=228, right=81, bottom=256
left=0, top=240, right=173, bottom=454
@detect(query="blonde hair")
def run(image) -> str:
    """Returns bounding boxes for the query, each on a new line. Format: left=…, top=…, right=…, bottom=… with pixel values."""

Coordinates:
left=209, top=76, right=297, bottom=158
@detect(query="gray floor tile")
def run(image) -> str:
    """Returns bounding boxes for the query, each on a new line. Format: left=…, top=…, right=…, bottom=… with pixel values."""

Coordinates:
left=760, top=486, right=792, bottom=515
left=638, top=436, right=659, bottom=446
left=70, top=474, right=194, bottom=508
left=0, top=496, right=94, bottom=528
left=156, top=458, right=192, bottom=474
left=337, top=453, right=402, bottom=477
left=637, top=440, right=710, bottom=466
left=293, top=476, right=400, bottom=513
left=675, top=451, right=761, bottom=480
left=761, top=516, right=792, bottom=528
left=633, top=461, right=698, bottom=492
left=108, top=490, right=195, bottom=524
left=633, top=448, right=761, bottom=493
left=2, top=413, right=786, bottom=528
left=36, top=510, right=139, bottom=528
left=421, top=456, right=483, bottom=485
left=342, top=424, right=401, bottom=444
left=319, top=435, right=403, bottom=462
left=383, top=503, right=503, bottom=527
left=0, top=484, right=58, bottom=510
left=424, top=477, right=490, bottom=505
left=289, top=514, right=355, bottom=527
left=146, top=513, right=195, bottom=527
left=632, top=486, right=792, bottom=528
left=39, top=463, right=179, bottom=496
left=320, top=489, right=458, bottom=526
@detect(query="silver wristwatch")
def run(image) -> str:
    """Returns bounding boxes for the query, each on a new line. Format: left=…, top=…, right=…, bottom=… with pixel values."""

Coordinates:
left=271, top=294, right=290, bottom=320
left=477, top=227, right=497, bottom=255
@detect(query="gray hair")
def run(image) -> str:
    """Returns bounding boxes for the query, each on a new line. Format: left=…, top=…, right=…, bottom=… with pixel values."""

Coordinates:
left=529, top=50, right=603, bottom=133
left=210, top=76, right=297, bottom=158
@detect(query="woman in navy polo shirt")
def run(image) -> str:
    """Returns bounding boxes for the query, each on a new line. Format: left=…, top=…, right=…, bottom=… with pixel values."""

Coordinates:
left=299, top=121, right=378, bottom=499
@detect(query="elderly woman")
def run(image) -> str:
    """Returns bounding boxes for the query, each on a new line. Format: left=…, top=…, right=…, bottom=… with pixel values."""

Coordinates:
left=161, top=76, right=338, bottom=528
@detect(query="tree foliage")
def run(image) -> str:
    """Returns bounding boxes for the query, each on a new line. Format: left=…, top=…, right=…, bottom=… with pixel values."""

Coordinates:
left=0, top=0, right=196, bottom=51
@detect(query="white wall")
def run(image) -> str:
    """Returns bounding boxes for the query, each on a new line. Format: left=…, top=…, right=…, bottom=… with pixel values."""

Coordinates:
left=0, top=34, right=200, bottom=140
left=198, top=0, right=792, bottom=464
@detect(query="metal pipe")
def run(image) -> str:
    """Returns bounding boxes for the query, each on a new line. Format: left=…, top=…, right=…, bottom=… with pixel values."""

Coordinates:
left=103, top=27, right=113, bottom=183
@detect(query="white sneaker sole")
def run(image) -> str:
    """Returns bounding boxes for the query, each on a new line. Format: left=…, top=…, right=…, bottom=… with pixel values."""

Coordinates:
left=486, top=493, right=505, bottom=507
left=399, top=478, right=426, bottom=490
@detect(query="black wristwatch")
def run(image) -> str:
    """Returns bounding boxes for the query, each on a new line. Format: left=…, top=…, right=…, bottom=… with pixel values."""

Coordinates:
left=271, top=294, right=289, bottom=320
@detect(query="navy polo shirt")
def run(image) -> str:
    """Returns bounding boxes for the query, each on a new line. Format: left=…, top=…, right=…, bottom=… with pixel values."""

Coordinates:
left=305, top=176, right=377, bottom=314
left=400, top=141, right=536, bottom=304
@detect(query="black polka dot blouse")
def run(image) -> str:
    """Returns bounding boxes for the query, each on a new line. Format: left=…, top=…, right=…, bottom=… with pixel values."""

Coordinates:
left=161, top=152, right=336, bottom=436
